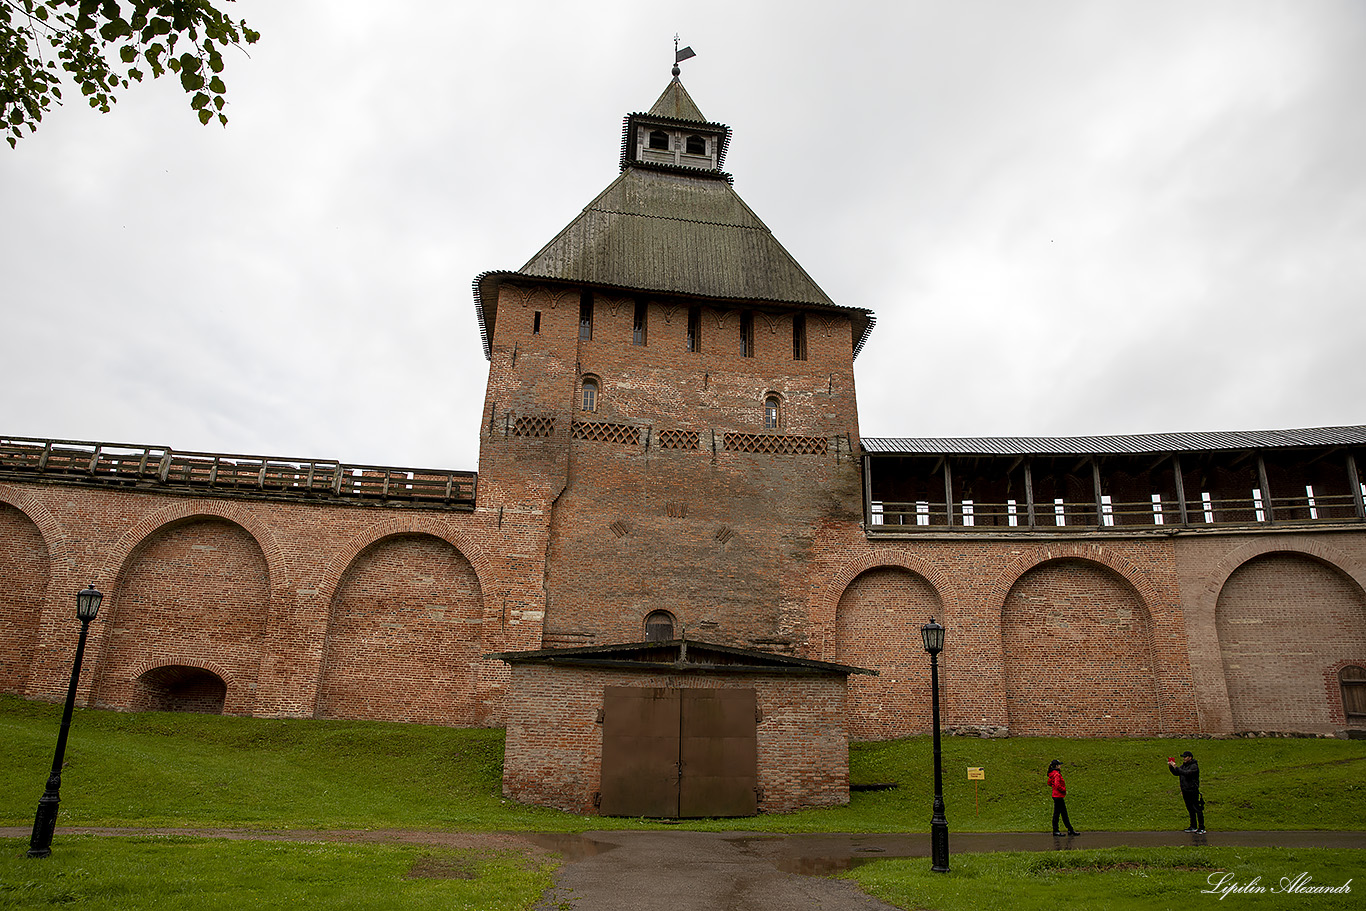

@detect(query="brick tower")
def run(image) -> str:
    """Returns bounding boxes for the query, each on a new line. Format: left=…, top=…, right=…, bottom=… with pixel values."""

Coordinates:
left=474, top=71, right=874, bottom=655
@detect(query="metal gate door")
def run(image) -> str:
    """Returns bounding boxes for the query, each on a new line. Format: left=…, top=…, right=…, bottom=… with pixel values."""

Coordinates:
left=600, top=686, right=757, bottom=818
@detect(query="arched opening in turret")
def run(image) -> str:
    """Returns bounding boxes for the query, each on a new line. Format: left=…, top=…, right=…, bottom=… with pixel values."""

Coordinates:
left=130, top=665, right=228, bottom=714
left=648, top=130, right=670, bottom=150
left=685, top=134, right=706, bottom=155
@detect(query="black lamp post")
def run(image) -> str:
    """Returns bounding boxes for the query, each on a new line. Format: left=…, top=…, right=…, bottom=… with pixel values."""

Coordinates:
left=921, top=617, right=949, bottom=873
left=28, top=584, right=103, bottom=859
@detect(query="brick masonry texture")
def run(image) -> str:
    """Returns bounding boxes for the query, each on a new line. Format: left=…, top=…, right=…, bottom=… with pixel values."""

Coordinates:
left=501, top=664, right=850, bottom=814
left=4, top=279, right=1366, bottom=815
left=3, top=273, right=1366, bottom=749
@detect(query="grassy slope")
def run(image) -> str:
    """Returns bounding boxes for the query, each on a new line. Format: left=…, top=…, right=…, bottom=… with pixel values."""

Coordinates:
left=2, top=696, right=1364, bottom=832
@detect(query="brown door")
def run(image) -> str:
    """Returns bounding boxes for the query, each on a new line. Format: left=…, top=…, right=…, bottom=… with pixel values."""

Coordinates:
left=600, top=686, right=757, bottom=818
left=680, top=688, right=758, bottom=817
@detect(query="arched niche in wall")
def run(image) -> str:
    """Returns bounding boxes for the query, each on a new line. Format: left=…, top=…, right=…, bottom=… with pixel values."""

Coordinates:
left=1001, top=558, right=1161, bottom=736
left=318, top=533, right=484, bottom=726
left=834, top=566, right=943, bottom=742
left=130, top=664, right=228, bottom=714
left=1216, top=552, right=1366, bottom=733
left=96, top=517, right=269, bottom=715
left=0, top=502, right=49, bottom=695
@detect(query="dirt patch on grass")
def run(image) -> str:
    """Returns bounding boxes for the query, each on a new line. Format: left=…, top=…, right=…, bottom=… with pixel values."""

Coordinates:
left=405, top=854, right=476, bottom=879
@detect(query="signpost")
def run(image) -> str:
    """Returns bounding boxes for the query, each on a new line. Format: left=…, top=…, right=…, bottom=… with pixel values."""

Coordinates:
left=967, top=767, right=985, bottom=816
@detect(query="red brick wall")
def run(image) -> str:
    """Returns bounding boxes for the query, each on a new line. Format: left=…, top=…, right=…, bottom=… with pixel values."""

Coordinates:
left=500, top=664, right=850, bottom=813
left=1002, top=559, right=1161, bottom=736
left=835, top=566, right=940, bottom=741
left=317, top=533, right=483, bottom=724
left=0, top=502, right=48, bottom=694
left=0, top=482, right=538, bottom=726
left=4, top=475, right=1366, bottom=738
left=93, top=518, right=270, bottom=714
left=7, top=274, right=1366, bottom=748
left=1215, top=552, right=1366, bottom=732
left=479, top=283, right=864, bottom=654
left=808, top=536, right=1199, bottom=739
left=1172, top=533, right=1366, bottom=734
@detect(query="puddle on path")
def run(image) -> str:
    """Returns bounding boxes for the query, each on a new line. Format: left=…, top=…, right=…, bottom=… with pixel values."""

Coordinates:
left=523, top=832, right=623, bottom=862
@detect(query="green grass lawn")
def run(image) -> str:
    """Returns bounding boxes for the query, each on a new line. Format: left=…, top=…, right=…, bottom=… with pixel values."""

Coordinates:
left=2, top=695, right=1363, bottom=833
left=845, top=846, right=1362, bottom=910
left=0, top=835, right=553, bottom=911
left=2, top=696, right=1364, bottom=911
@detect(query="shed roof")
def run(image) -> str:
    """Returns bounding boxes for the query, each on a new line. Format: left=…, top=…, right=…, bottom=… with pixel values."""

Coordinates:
left=487, top=638, right=875, bottom=676
left=862, top=424, right=1366, bottom=457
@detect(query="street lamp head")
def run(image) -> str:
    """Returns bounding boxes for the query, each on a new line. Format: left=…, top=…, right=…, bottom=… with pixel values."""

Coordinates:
left=75, top=584, right=102, bottom=622
left=921, top=618, right=945, bottom=655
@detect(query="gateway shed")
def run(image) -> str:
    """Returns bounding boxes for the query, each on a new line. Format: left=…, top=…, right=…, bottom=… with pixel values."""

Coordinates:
left=490, top=639, right=875, bottom=816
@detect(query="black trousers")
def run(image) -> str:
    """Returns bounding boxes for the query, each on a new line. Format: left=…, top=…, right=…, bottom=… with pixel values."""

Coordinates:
left=1182, top=791, right=1205, bottom=830
left=1052, top=797, right=1074, bottom=833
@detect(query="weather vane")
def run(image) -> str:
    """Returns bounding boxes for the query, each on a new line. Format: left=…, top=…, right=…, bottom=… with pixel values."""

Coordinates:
left=672, top=34, right=696, bottom=77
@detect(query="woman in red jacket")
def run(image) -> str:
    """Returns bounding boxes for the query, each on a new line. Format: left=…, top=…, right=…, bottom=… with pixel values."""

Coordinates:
left=1048, top=759, right=1080, bottom=836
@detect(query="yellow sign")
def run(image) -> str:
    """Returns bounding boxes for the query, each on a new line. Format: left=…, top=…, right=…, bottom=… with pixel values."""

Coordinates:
left=967, top=767, right=985, bottom=780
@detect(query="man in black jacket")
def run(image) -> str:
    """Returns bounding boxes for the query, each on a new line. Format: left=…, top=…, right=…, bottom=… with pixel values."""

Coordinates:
left=1168, top=750, right=1206, bottom=833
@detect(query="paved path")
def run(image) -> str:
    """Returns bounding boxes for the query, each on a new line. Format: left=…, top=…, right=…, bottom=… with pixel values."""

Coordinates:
left=5, top=828, right=1363, bottom=911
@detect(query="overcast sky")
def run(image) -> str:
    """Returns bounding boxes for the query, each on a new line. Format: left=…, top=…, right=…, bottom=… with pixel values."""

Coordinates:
left=3, top=1, right=1363, bottom=471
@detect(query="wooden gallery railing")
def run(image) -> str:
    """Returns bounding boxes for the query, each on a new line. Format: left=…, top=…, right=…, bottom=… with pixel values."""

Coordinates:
left=0, top=436, right=476, bottom=508
left=870, top=489, right=1365, bottom=532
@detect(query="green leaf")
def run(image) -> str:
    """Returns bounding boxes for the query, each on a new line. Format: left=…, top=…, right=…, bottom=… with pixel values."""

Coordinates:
left=209, top=75, right=224, bottom=94
left=99, top=18, right=130, bottom=41
left=180, top=70, right=203, bottom=91
left=190, top=91, right=208, bottom=110
left=198, top=108, right=212, bottom=125
left=119, top=45, right=136, bottom=63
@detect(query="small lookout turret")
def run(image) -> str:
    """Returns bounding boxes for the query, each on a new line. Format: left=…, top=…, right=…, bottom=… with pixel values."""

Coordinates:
left=620, top=74, right=730, bottom=176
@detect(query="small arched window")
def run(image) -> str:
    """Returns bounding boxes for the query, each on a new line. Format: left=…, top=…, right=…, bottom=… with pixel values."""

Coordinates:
left=764, top=395, right=780, bottom=429
left=685, top=134, right=706, bottom=155
left=581, top=377, right=599, bottom=412
left=1342, top=665, right=1366, bottom=722
left=644, top=610, right=676, bottom=642
left=648, top=130, right=670, bottom=150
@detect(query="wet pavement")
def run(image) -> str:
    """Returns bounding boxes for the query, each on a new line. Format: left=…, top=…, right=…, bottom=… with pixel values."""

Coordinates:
left=520, top=829, right=1366, bottom=909
left=5, top=827, right=1364, bottom=911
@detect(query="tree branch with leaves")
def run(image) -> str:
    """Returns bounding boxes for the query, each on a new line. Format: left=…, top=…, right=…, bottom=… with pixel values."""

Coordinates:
left=1, top=0, right=259, bottom=148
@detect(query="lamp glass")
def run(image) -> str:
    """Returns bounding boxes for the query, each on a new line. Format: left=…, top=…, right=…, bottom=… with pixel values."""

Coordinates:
left=75, top=585, right=102, bottom=621
left=921, top=619, right=945, bottom=655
